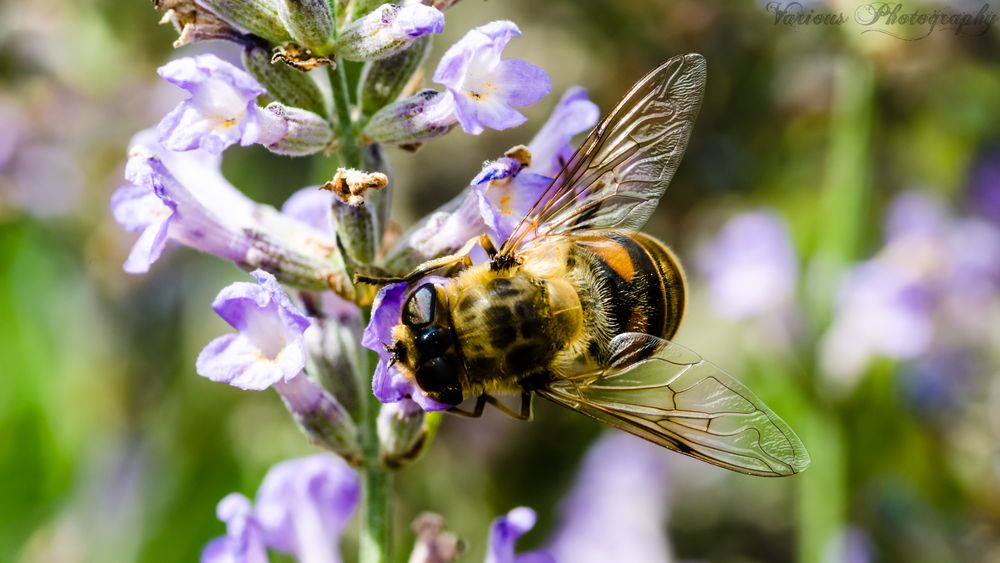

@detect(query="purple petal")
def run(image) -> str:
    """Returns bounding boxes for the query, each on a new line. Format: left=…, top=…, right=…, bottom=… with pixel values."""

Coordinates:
left=696, top=211, right=798, bottom=320
left=546, top=433, right=672, bottom=563
left=196, top=333, right=295, bottom=390
left=281, top=187, right=336, bottom=234
left=486, top=507, right=550, bottom=563
left=452, top=91, right=526, bottom=134
left=474, top=171, right=551, bottom=243
left=255, top=454, right=360, bottom=560
left=202, top=493, right=269, bottom=563
left=397, top=3, right=446, bottom=37
left=494, top=59, right=551, bottom=107
left=197, top=271, right=311, bottom=390
left=362, top=281, right=409, bottom=356
left=122, top=214, right=173, bottom=274
left=156, top=54, right=269, bottom=153
left=527, top=87, right=599, bottom=178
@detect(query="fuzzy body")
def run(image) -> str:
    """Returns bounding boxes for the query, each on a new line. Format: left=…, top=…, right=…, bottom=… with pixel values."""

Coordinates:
left=442, top=231, right=686, bottom=399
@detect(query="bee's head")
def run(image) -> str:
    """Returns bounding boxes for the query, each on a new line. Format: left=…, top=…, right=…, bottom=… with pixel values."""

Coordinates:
left=390, top=282, right=466, bottom=406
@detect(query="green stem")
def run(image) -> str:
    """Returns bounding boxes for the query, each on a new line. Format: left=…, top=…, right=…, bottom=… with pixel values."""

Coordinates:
left=330, top=59, right=363, bottom=169
left=357, top=341, right=392, bottom=563
left=330, top=54, right=393, bottom=561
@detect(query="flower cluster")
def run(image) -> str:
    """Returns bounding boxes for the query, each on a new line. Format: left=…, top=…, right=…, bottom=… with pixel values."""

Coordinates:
left=114, top=2, right=605, bottom=561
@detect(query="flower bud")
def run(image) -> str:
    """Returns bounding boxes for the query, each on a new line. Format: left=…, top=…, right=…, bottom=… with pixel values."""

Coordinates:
left=198, top=0, right=292, bottom=45
left=275, top=374, right=362, bottom=465
left=243, top=45, right=328, bottom=117
left=378, top=399, right=431, bottom=468
left=264, top=103, right=334, bottom=156
left=155, top=0, right=247, bottom=47
left=333, top=3, right=444, bottom=62
left=324, top=167, right=390, bottom=265
left=359, top=35, right=431, bottom=116
left=302, top=305, right=363, bottom=417
left=363, top=89, right=456, bottom=147
left=277, top=0, right=335, bottom=52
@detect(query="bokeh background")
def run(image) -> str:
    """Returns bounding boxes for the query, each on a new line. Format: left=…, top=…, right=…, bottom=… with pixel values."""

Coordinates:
left=2, top=0, right=1000, bottom=561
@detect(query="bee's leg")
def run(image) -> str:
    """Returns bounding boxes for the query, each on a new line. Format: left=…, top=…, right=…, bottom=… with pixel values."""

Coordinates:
left=354, top=236, right=482, bottom=286
left=484, top=392, right=534, bottom=421
left=448, top=394, right=487, bottom=418
left=479, top=234, right=498, bottom=260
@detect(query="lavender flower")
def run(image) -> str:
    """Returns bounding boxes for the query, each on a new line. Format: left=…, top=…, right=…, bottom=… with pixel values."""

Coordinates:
left=696, top=210, right=798, bottom=320
left=112, top=132, right=345, bottom=290
left=545, top=433, right=672, bottom=563
left=157, top=54, right=286, bottom=154
left=196, top=270, right=312, bottom=390
left=112, top=133, right=256, bottom=273
left=433, top=21, right=550, bottom=135
left=203, top=454, right=360, bottom=563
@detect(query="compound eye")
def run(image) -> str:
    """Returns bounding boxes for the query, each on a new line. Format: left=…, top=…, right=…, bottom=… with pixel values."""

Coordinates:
left=415, top=326, right=449, bottom=357
left=402, top=284, right=436, bottom=327
left=414, top=356, right=462, bottom=404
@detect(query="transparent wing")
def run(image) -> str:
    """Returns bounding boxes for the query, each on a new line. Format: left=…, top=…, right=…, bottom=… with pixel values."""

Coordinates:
left=499, top=54, right=706, bottom=257
left=536, top=333, right=810, bottom=477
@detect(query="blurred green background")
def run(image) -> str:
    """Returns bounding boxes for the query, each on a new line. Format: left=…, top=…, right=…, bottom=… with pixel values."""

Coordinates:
left=2, top=0, right=1000, bottom=561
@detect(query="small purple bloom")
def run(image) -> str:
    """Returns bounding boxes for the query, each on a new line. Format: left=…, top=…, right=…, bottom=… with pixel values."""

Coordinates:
left=362, top=282, right=452, bottom=412
left=202, top=494, right=269, bottom=563
left=696, top=211, right=798, bottom=320
left=255, top=455, right=360, bottom=562
left=157, top=54, right=286, bottom=154
left=203, top=454, right=359, bottom=563
left=112, top=132, right=256, bottom=273
left=486, top=507, right=553, bottom=563
left=197, top=270, right=313, bottom=391
left=434, top=21, right=551, bottom=135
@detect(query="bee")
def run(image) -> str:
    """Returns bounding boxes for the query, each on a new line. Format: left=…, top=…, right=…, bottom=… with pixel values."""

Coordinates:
left=367, top=54, right=809, bottom=477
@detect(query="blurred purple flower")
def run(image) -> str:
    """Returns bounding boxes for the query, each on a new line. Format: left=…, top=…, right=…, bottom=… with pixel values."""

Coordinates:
left=197, top=270, right=312, bottom=390
left=434, top=21, right=550, bottom=135
left=362, top=281, right=451, bottom=412
left=203, top=454, right=359, bottom=563
left=821, top=191, right=1000, bottom=384
left=967, top=144, right=1000, bottom=226
left=545, top=433, right=672, bottom=563
left=486, top=507, right=553, bottom=563
left=202, top=494, right=269, bottom=563
left=157, top=54, right=285, bottom=154
left=696, top=210, right=798, bottom=320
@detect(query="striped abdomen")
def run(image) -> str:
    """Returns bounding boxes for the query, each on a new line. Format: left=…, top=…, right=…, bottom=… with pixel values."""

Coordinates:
left=573, top=231, right=686, bottom=343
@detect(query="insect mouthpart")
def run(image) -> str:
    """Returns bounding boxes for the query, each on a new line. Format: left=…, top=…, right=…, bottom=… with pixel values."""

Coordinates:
left=386, top=340, right=406, bottom=367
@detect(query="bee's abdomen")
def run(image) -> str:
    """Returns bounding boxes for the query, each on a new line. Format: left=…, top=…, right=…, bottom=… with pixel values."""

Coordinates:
left=576, top=232, right=686, bottom=341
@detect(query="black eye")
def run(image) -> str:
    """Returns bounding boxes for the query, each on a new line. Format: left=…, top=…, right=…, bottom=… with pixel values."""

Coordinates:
left=416, top=326, right=449, bottom=357
left=402, top=284, right=436, bottom=327
left=414, top=357, right=462, bottom=404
